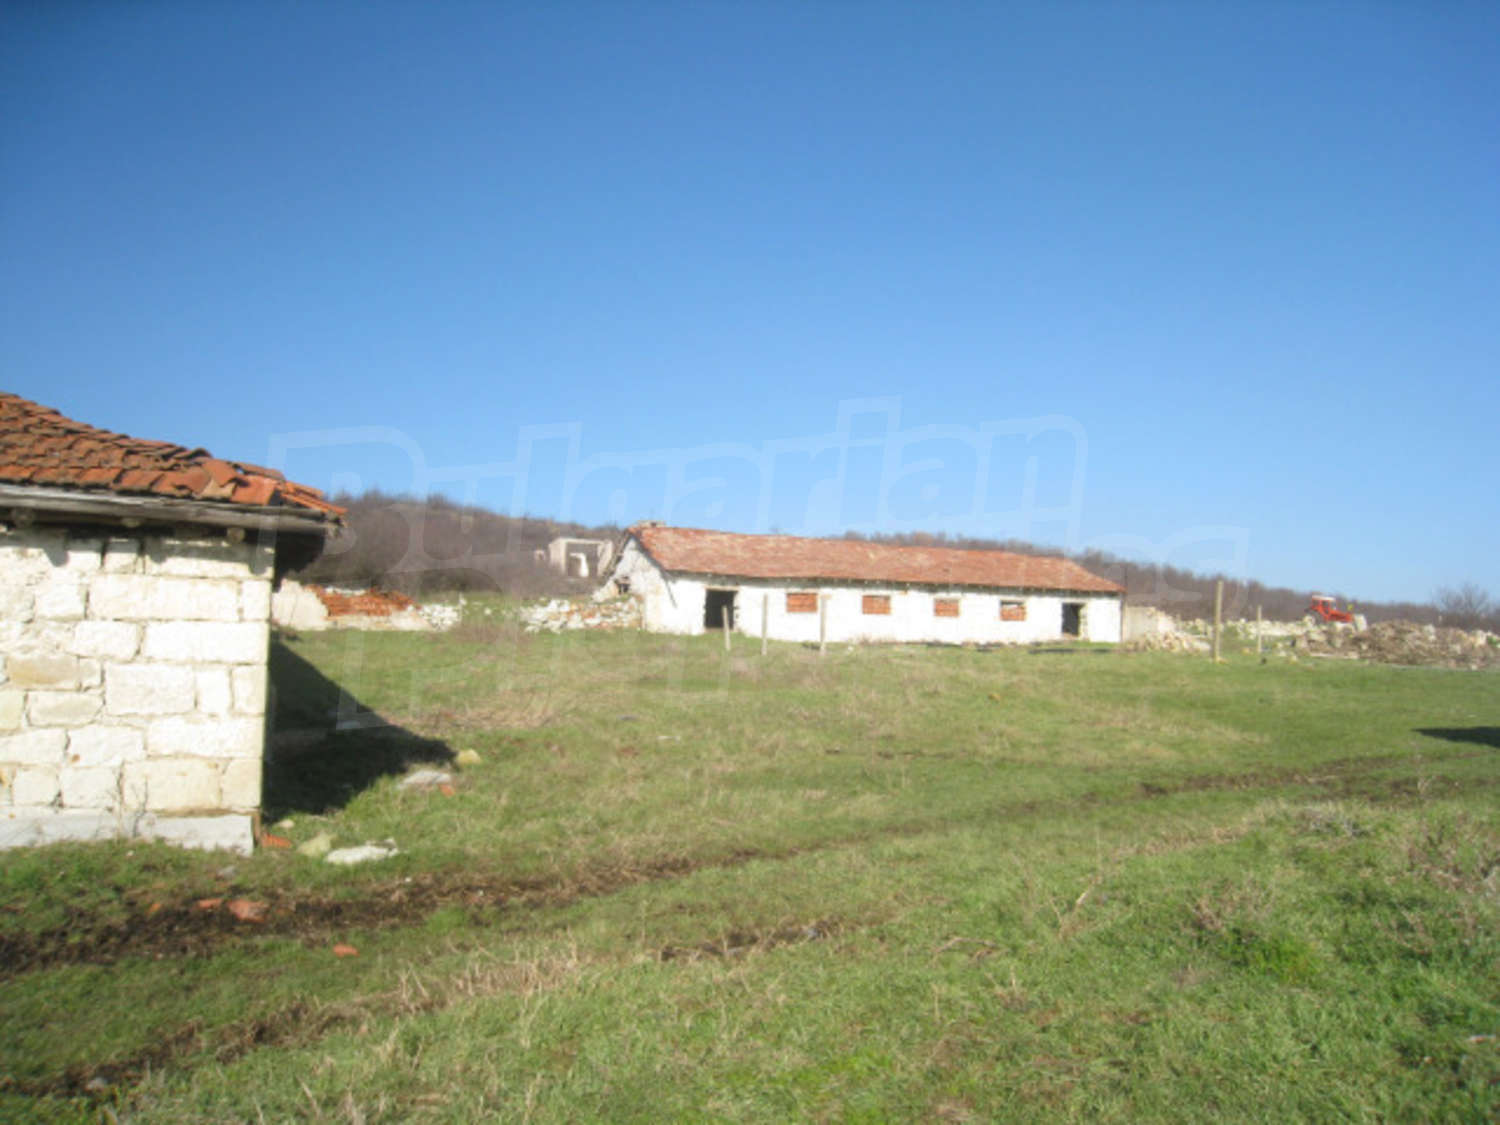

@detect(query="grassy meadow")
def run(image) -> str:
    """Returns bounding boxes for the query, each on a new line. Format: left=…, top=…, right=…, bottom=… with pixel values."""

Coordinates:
left=2, top=610, right=1497, bottom=1121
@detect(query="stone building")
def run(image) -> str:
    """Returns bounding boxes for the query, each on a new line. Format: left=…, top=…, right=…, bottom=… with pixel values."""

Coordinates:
left=0, top=393, right=341, bottom=853
left=604, top=523, right=1123, bottom=645
left=534, top=536, right=615, bottom=579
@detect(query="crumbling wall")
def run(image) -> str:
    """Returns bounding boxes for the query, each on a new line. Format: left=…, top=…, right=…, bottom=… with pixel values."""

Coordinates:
left=0, top=528, right=272, bottom=853
left=270, top=579, right=458, bottom=631
left=1122, top=610, right=1499, bottom=668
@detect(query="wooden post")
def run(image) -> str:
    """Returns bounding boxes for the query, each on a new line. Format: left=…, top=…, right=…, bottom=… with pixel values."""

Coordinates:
left=722, top=604, right=732, bottom=652
left=1212, top=579, right=1223, bottom=662
left=761, top=593, right=769, bottom=656
left=819, top=593, right=828, bottom=655
left=1255, top=604, right=1263, bottom=656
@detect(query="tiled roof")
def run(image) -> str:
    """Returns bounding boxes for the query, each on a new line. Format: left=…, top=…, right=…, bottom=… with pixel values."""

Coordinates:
left=0, top=392, right=342, bottom=517
left=630, top=524, right=1123, bottom=594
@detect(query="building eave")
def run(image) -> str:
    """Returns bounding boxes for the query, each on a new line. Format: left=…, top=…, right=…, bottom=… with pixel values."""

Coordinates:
left=0, top=483, right=341, bottom=538
left=652, top=565, right=1122, bottom=598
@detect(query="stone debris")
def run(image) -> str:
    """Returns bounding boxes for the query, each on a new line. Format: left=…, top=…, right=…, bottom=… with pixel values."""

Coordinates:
left=521, top=594, right=643, bottom=633
left=418, top=601, right=463, bottom=630
left=296, top=832, right=333, bottom=858
left=1300, top=619, right=1499, bottom=669
left=325, top=842, right=400, bottom=866
left=399, top=768, right=454, bottom=791
left=1123, top=630, right=1211, bottom=654
left=1124, top=610, right=1498, bottom=669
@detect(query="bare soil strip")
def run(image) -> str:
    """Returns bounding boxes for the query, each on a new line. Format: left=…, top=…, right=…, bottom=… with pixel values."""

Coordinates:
left=0, top=854, right=736, bottom=980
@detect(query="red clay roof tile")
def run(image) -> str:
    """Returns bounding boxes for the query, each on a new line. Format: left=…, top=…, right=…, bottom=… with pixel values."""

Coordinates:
left=629, top=524, right=1123, bottom=595
left=232, top=477, right=277, bottom=507
left=0, top=391, right=343, bottom=518
left=117, top=468, right=162, bottom=490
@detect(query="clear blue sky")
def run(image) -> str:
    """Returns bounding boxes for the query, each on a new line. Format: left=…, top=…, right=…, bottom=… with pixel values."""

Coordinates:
left=3, top=2, right=1496, bottom=604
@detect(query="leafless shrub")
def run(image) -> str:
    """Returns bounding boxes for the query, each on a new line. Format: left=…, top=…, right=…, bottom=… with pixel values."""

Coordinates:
left=1433, top=582, right=1499, bottom=631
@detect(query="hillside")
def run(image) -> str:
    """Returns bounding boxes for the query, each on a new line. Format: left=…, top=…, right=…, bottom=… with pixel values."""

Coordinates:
left=294, top=490, right=620, bottom=598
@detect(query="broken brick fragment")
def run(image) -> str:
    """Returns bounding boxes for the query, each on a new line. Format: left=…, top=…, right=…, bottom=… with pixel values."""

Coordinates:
left=226, top=898, right=268, bottom=923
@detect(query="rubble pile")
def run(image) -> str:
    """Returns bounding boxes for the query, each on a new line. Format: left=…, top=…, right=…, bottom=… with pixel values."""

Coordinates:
left=1297, top=620, right=1499, bottom=669
left=521, top=595, right=642, bottom=633
left=418, top=602, right=463, bottom=630
left=1122, top=630, right=1210, bottom=654
left=1125, top=608, right=1498, bottom=669
left=314, top=586, right=418, bottom=617
left=311, top=585, right=436, bottom=631
left=271, top=579, right=459, bottom=632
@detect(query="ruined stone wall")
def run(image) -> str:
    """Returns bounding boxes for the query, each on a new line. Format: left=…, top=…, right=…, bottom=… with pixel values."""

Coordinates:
left=0, top=528, right=272, bottom=853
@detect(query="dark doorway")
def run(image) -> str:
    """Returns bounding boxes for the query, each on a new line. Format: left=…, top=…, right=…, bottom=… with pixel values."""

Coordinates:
left=704, top=588, right=737, bottom=631
left=1061, top=602, right=1083, bottom=638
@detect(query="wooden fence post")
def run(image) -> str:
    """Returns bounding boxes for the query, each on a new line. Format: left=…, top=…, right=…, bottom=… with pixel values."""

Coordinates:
left=819, top=594, right=828, bottom=655
left=761, top=593, right=769, bottom=656
left=723, top=604, right=732, bottom=652
left=1212, top=580, right=1223, bottom=662
left=1256, top=603, right=1263, bottom=656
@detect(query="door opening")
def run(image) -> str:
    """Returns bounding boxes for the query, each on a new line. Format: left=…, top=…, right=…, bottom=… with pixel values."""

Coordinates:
left=1061, top=602, right=1084, bottom=638
left=704, top=589, right=737, bottom=631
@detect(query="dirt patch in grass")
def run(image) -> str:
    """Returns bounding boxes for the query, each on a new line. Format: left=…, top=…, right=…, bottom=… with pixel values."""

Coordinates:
left=0, top=854, right=762, bottom=979
left=1137, top=750, right=1496, bottom=802
left=5, top=915, right=856, bottom=1105
left=658, top=918, right=844, bottom=961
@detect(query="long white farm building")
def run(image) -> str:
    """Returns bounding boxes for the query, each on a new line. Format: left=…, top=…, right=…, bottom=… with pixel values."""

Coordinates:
left=604, top=524, right=1123, bottom=645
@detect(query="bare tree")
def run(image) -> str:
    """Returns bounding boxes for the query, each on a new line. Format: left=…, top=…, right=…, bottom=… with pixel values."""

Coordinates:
left=1433, top=582, right=1496, bottom=630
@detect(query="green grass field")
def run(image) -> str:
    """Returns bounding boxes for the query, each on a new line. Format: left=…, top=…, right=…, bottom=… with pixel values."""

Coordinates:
left=2, top=618, right=1497, bottom=1122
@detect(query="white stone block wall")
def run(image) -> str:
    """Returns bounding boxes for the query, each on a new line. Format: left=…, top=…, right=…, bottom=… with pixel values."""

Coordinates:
left=0, top=527, right=274, bottom=854
left=609, top=539, right=1123, bottom=644
left=269, top=578, right=330, bottom=630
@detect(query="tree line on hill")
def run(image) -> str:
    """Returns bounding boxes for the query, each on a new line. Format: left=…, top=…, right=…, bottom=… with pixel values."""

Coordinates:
left=292, top=491, right=1498, bottom=630
left=294, top=490, right=617, bottom=598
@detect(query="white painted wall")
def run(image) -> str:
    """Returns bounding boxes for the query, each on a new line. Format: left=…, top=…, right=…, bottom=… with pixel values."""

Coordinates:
left=606, top=539, right=1122, bottom=644
left=1, top=528, right=274, bottom=853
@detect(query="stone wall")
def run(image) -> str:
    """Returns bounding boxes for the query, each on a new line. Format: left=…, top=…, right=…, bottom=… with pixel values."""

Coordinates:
left=1, top=528, right=273, bottom=853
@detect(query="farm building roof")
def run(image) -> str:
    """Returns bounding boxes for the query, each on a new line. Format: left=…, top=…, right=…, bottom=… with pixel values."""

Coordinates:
left=628, top=524, right=1123, bottom=594
left=0, top=392, right=342, bottom=517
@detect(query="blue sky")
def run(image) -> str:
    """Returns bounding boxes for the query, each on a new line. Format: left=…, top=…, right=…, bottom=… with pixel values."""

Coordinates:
left=3, top=2, right=1496, bottom=604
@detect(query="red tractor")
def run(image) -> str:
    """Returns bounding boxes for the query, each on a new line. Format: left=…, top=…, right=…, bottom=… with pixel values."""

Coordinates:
left=1306, top=594, right=1354, bottom=624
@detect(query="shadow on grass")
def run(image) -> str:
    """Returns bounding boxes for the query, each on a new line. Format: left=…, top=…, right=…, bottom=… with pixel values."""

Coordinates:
left=1416, top=727, right=1500, bottom=750
left=1025, top=645, right=1115, bottom=656
left=263, top=639, right=453, bottom=818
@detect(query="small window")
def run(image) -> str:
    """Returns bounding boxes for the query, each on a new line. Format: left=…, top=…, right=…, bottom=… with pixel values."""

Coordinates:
left=1000, top=600, right=1027, bottom=622
left=933, top=597, right=959, bottom=617
left=786, top=591, right=817, bottom=614
left=862, top=594, right=892, bottom=615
